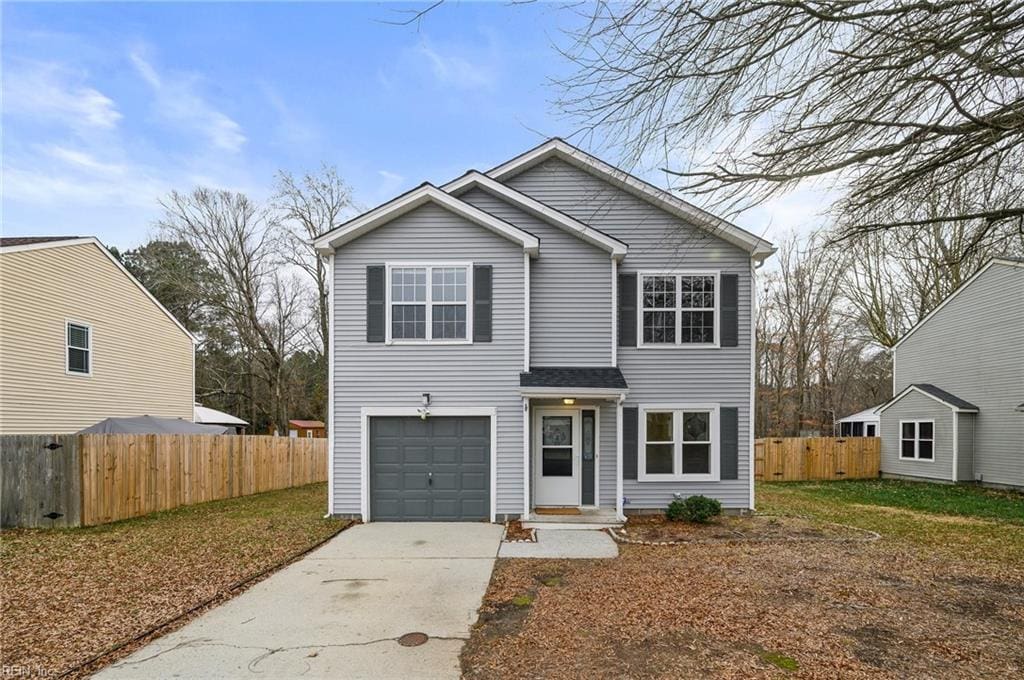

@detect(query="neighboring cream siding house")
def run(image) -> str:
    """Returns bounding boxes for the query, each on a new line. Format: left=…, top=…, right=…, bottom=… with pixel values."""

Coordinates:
left=0, top=237, right=196, bottom=434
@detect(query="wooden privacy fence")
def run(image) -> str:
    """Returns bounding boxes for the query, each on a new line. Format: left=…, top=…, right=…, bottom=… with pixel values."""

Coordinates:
left=1, top=434, right=327, bottom=528
left=755, top=437, right=880, bottom=482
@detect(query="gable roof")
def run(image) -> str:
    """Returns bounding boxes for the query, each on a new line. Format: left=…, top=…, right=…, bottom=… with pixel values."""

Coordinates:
left=486, top=138, right=775, bottom=262
left=892, top=257, right=1024, bottom=351
left=520, top=366, right=629, bottom=390
left=442, top=170, right=628, bottom=260
left=312, top=183, right=539, bottom=256
left=877, top=383, right=980, bottom=414
left=0, top=236, right=198, bottom=344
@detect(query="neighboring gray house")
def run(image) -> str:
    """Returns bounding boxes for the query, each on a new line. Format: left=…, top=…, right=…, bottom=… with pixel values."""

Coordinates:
left=313, top=139, right=774, bottom=522
left=878, top=258, right=1024, bottom=489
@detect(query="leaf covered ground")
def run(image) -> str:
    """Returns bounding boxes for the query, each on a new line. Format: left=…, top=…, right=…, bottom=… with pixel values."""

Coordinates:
left=462, top=481, right=1024, bottom=679
left=0, top=482, right=348, bottom=678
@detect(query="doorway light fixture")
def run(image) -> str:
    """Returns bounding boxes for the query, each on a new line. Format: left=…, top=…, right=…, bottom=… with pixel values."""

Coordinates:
left=562, top=397, right=576, bottom=406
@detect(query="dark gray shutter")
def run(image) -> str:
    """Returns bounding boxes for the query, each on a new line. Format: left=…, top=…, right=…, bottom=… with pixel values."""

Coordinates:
left=622, top=406, right=638, bottom=480
left=618, top=273, right=637, bottom=347
left=721, top=274, right=739, bottom=347
left=473, top=265, right=493, bottom=342
left=366, top=265, right=385, bottom=343
left=720, top=407, right=739, bottom=480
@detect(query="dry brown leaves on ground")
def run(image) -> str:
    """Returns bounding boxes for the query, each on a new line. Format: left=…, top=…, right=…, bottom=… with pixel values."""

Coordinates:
left=504, top=519, right=536, bottom=542
left=0, top=482, right=349, bottom=678
left=617, top=514, right=871, bottom=543
left=461, top=540, right=1024, bottom=679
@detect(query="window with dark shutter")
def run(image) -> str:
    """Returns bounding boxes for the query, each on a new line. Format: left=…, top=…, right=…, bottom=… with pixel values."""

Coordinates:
left=473, top=265, right=492, bottom=342
left=366, top=266, right=385, bottom=343
left=618, top=273, right=637, bottom=347
left=720, top=274, right=739, bottom=347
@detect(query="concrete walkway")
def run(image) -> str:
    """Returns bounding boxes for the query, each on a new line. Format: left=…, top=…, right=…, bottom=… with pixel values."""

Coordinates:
left=97, top=523, right=503, bottom=680
left=499, top=528, right=619, bottom=558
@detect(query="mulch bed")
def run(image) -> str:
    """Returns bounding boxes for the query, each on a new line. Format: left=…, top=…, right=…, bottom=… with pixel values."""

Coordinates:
left=504, top=519, right=536, bottom=542
left=462, top=538, right=1024, bottom=678
left=612, top=513, right=877, bottom=544
left=0, top=483, right=350, bottom=678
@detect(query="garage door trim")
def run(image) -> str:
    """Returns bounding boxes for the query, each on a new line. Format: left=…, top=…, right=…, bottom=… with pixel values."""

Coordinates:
left=360, top=406, right=497, bottom=522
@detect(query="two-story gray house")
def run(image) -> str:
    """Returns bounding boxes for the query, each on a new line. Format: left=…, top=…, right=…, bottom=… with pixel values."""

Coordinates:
left=878, top=257, right=1024, bottom=490
left=314, top=139, right=774, bottom=522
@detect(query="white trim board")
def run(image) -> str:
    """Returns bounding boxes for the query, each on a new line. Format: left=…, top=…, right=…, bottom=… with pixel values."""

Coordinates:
left=359, top=406, right=498, bottom=523
left=326, top=253, right=336, bottom=517
left=312, top=184, right=539, bottom=256
left=877, top=385, right=979, bottom=414
left=443, top=170, right=628, bottom=259
left=519, top=387, right=628, bottom=399
left=892, top=257, right=1024, bottom=350
left=1, top=237, right=199, bottom=344
left=485, top=138, right=775, bottom=262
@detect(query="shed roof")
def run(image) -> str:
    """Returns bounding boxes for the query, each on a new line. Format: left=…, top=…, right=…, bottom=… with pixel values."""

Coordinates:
left=520, top=367, right=628, bottom=390
left=194, top=404, right=248, bottom=426
left=835, top=405, right=883, bottom=423
left=289, top=419, right=325, bottom=429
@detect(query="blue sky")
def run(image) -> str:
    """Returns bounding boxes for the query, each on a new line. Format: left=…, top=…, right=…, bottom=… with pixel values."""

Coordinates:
left=2, top=2, right=828, bottom=250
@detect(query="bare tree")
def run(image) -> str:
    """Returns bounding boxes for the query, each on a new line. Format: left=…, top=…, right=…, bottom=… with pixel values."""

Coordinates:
left=158, top=188, right=293, bottom=432
left=273, top=165, right=355, bottom=357
left=559, top=1, right=1024, bottom=241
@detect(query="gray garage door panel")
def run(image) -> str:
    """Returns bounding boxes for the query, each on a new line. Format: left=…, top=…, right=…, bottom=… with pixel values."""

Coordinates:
left=370, top=416, right=490, bottom=521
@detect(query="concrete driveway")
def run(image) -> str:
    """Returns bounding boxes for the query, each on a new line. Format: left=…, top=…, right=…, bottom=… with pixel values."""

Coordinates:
left=97, top=522, right=503, bottom=679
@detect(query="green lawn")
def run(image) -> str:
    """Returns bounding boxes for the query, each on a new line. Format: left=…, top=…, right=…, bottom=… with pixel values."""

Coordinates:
left=758, top=479, right=1024, bottom=565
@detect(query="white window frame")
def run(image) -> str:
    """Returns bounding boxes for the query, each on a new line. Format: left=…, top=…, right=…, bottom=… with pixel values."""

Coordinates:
left=637, top=271, right=720, bottom=348
left=898, top=419, right=935, bottom=462
left=638, top=403, right=720, bottom=482
left=65, top=319, right=92, bottom=377
left=384, top=261, right=474, bottom=345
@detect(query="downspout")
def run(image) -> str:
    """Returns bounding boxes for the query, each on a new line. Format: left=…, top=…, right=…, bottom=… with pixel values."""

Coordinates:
left=616, top=392, right=626, bottom=521
left=951, top=410, right=959, bottom=483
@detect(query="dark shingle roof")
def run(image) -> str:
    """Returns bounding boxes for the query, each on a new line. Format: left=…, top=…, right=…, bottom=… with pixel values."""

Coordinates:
left=911, top=384, right=979, bottom=411
left=520, top=367, right=628, bottom=390
left=0, top=236, right=80, bottom=248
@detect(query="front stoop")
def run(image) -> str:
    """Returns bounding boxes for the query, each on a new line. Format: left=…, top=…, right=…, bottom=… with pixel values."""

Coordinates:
left=523, top=509, right=622, bottom=531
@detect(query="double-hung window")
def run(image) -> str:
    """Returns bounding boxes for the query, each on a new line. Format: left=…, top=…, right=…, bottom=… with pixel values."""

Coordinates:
left=899, top=420, right=934, bottom=460
left=639, top=272, right=718, bottom=346
left=639, top=405, right=720, bottom=481
left=387, top=263, right=471, bottom=343
left=66, top=321, right=91, bottom=375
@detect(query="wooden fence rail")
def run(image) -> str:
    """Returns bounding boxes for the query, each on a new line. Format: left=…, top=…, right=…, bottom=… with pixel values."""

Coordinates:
left=1, top=434, right=327, bottom=528
left=755, top=437, right=880, bottom=482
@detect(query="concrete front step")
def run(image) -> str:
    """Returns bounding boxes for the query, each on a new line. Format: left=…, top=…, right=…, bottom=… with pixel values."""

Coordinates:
left=522, top=521, right=622, bottom=530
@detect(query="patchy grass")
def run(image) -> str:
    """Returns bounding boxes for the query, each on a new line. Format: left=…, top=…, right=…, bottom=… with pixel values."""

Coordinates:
left=758, top=480, right=1024, bottom=565
left=0, top=483, right=348, bottom=678
left=463, top=480, right=1024, bottom=678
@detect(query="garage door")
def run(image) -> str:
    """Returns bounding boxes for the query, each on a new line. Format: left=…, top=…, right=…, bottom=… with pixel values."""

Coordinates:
left=370, top=416, right=490, bottom=521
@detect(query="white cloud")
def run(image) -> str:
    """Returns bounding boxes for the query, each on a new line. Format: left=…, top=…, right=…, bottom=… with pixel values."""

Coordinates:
left=129, top=49, right=246, bottom=152
left=413, top=38, right=496, bottom=90
left=3, top=61, right=122, bottom=130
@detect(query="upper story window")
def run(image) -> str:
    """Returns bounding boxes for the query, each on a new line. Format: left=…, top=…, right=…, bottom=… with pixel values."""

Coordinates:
left=387, top=263, right=471, bottom=343
left=638, top=404, right=720, bottom=481
left=639, top=272, right=718, bottom=347
left=899, top=420, right=934, bottom=461
left=66, top=321, right=91, bottom=375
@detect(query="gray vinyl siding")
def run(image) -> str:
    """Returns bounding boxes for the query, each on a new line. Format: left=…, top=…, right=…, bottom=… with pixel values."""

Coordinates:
left=957, top=412, right=975, bottom=483
left=508, top=158, right=754, bottom=509
left=331, top=203, right=525, bottom=516
left=459, top=187, right=613, bottom=366
left=892, top=262, right=1024, bottom=488
left=880, top=391, right=954, bottom=481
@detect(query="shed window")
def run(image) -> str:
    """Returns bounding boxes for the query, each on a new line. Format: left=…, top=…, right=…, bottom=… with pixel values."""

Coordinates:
left=900, top=420, right=934, bottom=460
left=67, top=322, right=91, bottom=375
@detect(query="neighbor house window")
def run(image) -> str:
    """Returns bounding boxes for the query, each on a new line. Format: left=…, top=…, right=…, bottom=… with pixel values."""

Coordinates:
left=387, top=264, right=470, bottom=342
left=899, top=420, right=934, bottom=460
left=639, top=405, right=719, bottom=481
left=640, top=273, right=718, bottom=346
left=66, top=321, right=91, bottom=375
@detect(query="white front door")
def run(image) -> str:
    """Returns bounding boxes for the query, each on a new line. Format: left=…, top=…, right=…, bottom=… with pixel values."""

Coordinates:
left=534, top=409, right=580, bottom=507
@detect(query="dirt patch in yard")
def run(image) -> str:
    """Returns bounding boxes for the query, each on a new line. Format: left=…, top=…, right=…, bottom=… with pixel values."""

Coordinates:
left=503, top=519, right=536, bottom=542
left=614, top=513, right=874, bottom=544
left=0, top=482, right=349, bottom=678
left=462, top=539, right=1024, bottom=679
